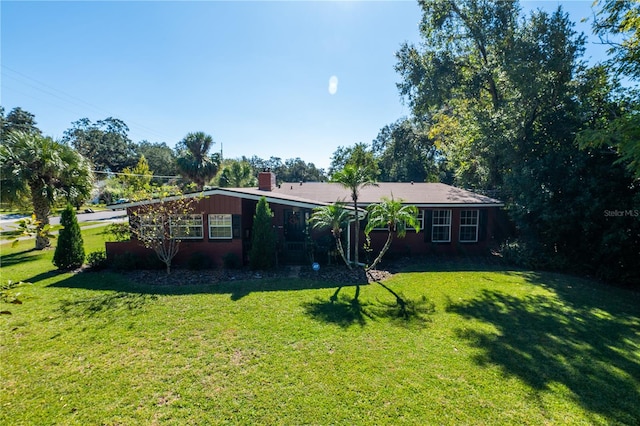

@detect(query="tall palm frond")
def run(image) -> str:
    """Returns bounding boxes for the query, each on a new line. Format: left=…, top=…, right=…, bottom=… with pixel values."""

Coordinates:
left=365, top=196, right=420, bottom=270
left=331, top=164, right=377, bottom=265
left=308, top=201, right=352, bottom=269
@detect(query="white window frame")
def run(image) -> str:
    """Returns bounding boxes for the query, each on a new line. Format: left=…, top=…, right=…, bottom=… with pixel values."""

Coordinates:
left=139, top=215, right=163, bottom=240
left=459, top=210, right=479, bottom=243
left=208, top=214, right=233, bottom=239
left=371, top=209, right=424, bottom=232
left=432, top=210, right=451, bottom=243
left=169, top=214, right=203, bottom=239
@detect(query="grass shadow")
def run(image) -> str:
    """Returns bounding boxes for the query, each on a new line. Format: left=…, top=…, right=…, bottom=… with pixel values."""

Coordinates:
left=303, top=291, right=371, bottom=328
left=58, top=291, right=158, bottom=318
left=303, top=283, right=435, bottom=328
left=48, top=269, right=361, bottom=301
left=446, top=288, right=640, bottom=424
left=0, top=248, right=45, bottom=268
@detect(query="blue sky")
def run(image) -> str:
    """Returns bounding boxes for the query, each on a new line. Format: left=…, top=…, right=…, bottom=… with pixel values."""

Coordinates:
left=1, top=1, right=608, bottom=170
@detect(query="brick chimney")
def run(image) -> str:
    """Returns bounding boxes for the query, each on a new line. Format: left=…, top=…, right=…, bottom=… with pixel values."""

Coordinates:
left=258, top=171, right=276, bottom=191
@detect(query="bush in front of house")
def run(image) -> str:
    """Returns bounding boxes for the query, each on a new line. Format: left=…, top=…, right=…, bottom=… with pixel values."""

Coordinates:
left=223, top=252, right=241, bottom=269
left=53, top=204, right=85, bottom=270
left=86, top=250, right=108, bottom=271
left=249, top=197, right=276, bottom=270
left=188, top=252, right=213, bottom=270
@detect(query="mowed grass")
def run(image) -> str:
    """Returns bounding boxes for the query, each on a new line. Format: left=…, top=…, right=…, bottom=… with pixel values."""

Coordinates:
left=1, top=227, right=640, bottom=425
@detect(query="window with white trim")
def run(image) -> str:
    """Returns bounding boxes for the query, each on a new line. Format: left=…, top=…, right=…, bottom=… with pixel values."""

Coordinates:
left=431, top=210, right=451, bottom=242
left=139, top=215, right=163, bottom=240
left=459, top=210, right=479, bottom=242
left=371, top=209, right=424, bottom=232
left=208, top=214, right=233, bottom=239
left=170, top=214, right=203, bottom=239
left=411, top=210, right=424, bottom=232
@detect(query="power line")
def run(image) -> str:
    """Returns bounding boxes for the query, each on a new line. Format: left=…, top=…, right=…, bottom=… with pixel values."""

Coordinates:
left=92, top=170, right=183, bottom=180
left=1, top=64, right=171, bottom=142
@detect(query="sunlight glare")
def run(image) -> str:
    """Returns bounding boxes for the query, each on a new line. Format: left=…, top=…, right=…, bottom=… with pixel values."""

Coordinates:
left=328, top=75, right=339, bottom=95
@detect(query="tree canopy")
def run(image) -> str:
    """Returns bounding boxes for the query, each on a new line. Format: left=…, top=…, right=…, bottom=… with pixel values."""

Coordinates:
left=395, top=0, right=639, bottom=284
left=62, top=117, right=136, bottom=174
left=175, top=132, right=220, bottom=191
left=0, top=131, right=94, bottom=249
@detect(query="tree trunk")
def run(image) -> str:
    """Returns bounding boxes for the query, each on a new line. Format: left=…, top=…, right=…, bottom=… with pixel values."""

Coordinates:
left=367, top=231, right=393, bottom=271
left=31, top=185, right=51, bottom=250
left=353, top=198, right=360, bottom=265
left=334, top=235, right=352, bottom=270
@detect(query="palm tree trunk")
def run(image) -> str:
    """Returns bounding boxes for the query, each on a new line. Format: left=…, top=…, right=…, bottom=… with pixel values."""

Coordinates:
left=367, top=231, right=393, bottom=271
left=334, top=235, right=352, bottom=270
left=353, top=199, right=360, bottom=265
left=31, top=185, right=51, bottom=250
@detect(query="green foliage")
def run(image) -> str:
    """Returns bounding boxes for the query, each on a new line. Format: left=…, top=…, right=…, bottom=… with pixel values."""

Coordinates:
left=10, top=215, right=54, bottom=248
left=176, top=131, right=220, bottom=190
left=0, top=280, right=31, bottom=305
left=134, top=140, right=178, bottom=179
left=53, top=205, right=85, bottom=270
left=246, top=155, right=326, bottom=183
left=0, top=131, right=94, bottom=249
left=105, top=222, right=130, bottom=242
left=329, top=142, right=379, bottom=178
left=62, top=117, right=136, bottom=173
left=364, top=197, right=420, bottom=270
left=216, top=159, right=256, bottom=187
left=130, top=194, right=199, bottom=274
left=594, top=0, right=640, bottom=80
left=187, top=252, right=213, bottom=270
left=1, top=106, right=41, bottom=139
left=331, top=164, right=377, bottom=265
left=308, top=202, right=352, bottom=269
left=2, top=232, right=640, bottom=424
left=249, top=197, right=276, bottom=270
left=86, top=250, right=108, bottom=271
left=372, top=118, right=444, bottom=183
left=222, top=252, right=242, bottom=269
left=395, top=1, right=640, bottom=284
left=120, top=155, right=153, bottom=197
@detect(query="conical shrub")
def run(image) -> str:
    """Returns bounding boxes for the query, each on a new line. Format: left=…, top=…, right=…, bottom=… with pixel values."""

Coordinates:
left=53, top=204, right=85, bottom=270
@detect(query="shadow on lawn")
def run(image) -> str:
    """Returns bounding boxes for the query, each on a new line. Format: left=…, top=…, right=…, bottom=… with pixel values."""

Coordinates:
left=0, top=248, right=46, bottom=268
left=446, top=283, right=640, bottom=424
left=47, top=269, right=360, bottom=301
left=303, top=282, right=436, bottom=328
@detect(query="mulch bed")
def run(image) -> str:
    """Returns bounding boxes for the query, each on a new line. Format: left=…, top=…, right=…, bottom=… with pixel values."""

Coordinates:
left=120, top=264, right=393, bottom=287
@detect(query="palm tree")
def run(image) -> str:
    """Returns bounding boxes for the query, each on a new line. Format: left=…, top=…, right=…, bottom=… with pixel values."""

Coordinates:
left=0, top=131, right=94, bottom=249
left=308, top=202, right=352, bottom=269
left=176, top=132, right=220, bottom=191
left=364, top=196, right=420, bottom=270
left=331, top=164, right=377, bottom=265
left=218, top=160, right=256, bottom=187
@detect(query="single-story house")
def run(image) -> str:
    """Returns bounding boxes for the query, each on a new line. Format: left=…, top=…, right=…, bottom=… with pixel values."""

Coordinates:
left=105, top=171, right=506, bottom=267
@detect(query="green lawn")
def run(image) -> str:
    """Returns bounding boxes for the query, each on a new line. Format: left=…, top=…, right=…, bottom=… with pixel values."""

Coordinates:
left=2, top=228, right=639, bottom=425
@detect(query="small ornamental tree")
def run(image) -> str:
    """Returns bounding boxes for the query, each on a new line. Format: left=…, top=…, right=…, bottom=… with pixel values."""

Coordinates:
left=364, top=197, right=420, bottom=271
left=308, top=201, right=352, bottom=269
left=130, top=194, right=199, bottom=274
left=249, top=197, right=276, bottom=270
left=53, top=204, right=85, bottom=270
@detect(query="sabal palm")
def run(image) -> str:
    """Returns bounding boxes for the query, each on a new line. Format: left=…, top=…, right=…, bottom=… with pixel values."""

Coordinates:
left=0, top=131, right=93, bottom=249
left=308, top=202, right=352, bottom=269
left=176, top=132, right=220, bottom=191
left=365, top=196, right=420, bottom=270
left=331, top=164, right=377, bottom=265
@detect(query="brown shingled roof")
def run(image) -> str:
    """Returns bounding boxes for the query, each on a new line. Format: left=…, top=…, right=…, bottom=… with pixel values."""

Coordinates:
left=267, top=182, right=502, bottom=206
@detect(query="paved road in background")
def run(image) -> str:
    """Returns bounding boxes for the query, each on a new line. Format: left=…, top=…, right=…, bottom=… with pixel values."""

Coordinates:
left=0, top=209, right=127, bottom=230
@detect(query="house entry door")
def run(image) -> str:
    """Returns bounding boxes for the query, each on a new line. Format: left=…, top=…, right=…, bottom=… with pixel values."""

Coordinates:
left=285, top=210, right=305, bottom=241
left=283, top=209, right=307, bottom=264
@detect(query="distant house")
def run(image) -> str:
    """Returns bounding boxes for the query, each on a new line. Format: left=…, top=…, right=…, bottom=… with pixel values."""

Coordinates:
left=105, top=171, right=506, bottom=267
